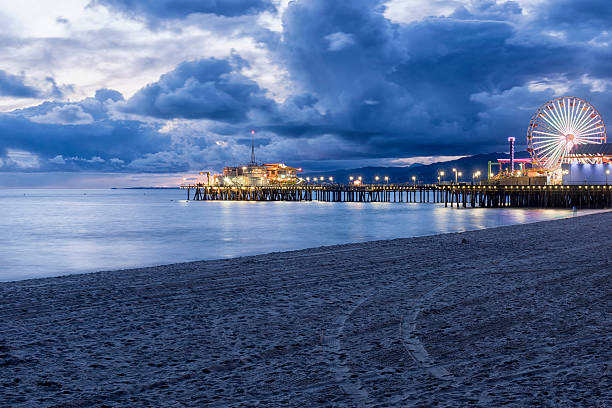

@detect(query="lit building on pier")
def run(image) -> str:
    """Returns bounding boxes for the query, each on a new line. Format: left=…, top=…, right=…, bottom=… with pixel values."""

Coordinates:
left=263, top=163, right=302, bottom=183
left=216, top=163, right=302, bottom=186
left=211, top=131, right=303, bottom=186
left=562, top=143, right=612, bottom=185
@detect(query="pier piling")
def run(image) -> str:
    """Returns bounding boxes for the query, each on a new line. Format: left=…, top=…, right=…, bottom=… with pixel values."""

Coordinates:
left=179, top=184, right=612, bottom=209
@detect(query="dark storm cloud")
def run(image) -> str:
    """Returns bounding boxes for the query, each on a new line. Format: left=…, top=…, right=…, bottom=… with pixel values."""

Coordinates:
left=0, top=70, right=69, bottom=99
left=264, top=0, right=612, bottom=158
left=0, top=114, right=171, bottom=170
left=121, top=58, right=275, bottom=122
left=539, top=0, right=612, bottom=31
left=0, top=70, right=40, bottom=98
left=0, top=89, right=172, bottom=171
left=91, top=0, right=275, bottom=20
left=274, top=0, right=513, bottom=155
left=95, top=88, right=124, bottom=102
left=15, top=91, right=118, bottom=122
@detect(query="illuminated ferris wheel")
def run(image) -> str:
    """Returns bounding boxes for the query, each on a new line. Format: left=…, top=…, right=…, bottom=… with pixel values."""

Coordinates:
left=527, top=96, right=606, bottom=170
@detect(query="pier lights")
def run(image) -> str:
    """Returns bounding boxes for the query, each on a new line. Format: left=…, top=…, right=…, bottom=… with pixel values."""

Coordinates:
left=606, top=169, right=610, bottom=185
left=452, top=168, right=458, bottom=184
left=375, top=176, right=380, bottom=184
left=358, top=176, right=362, bottom=183
left=439, top=171, right=445, bottom=184
left=457, top=172, right=462, bottom=183
left=349, top=176, right=354, bottom=183
left=306, top=177, right=310, bottom=183
left=329, top=176, right=334, bottom=183
left=385, top=176, right=389, bottom=185
left=313, top=177, right=318, bottom=182
left=472, top=171, right=480, bottom=184
left=411, top=176, right=416, bottom=186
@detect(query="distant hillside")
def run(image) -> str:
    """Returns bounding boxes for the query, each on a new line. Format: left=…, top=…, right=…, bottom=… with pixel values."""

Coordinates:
left=303, top=151, right=530, bottom=184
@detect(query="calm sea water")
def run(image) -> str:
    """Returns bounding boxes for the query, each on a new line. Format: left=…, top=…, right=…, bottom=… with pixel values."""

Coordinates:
left=0, top=188, right=581, bottom=281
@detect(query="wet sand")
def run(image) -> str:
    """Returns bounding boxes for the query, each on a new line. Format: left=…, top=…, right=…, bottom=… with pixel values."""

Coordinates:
left=1, top=212, right=610, bottom=407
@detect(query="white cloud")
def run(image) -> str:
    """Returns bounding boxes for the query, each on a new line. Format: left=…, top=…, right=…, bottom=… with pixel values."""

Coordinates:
left=0, top=0, right=286, bottom=111
left=69, top=156, right=106, bottom=163
left=30, top=104, right=94, bottom=125
left=49, top=155, right=108, bottom=164
left=49, top=155, right=66, bottom=164
left=257, top=0, right=290, bottom=32
left=88, top=156, right=105, bottom=163
left=389, top=155, right=467, bottom=166
left=581, top=75, right=611, bottom=93
left=384, top=0, right=466, bottom=23
left=383, top=0, right=543, bottom=23
left=526, top=77, right=570, bottom=96
left=5, top=149, right=40, bottom=169
left=0, top=0, right=90, bottom=38
left=325, top=32, right=355, bottom=51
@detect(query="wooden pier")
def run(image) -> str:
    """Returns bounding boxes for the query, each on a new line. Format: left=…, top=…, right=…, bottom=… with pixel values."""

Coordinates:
left=180, top=184, right=612, bottom=209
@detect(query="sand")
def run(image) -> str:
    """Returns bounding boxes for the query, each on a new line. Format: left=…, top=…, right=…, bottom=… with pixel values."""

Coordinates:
left=0, top=212, right=610, bottom=407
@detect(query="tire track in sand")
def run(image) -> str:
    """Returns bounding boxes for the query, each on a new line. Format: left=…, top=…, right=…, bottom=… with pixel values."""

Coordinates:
left=400, top=282, right=454, bottom=381
left=322, top=288, right=377, bottom=405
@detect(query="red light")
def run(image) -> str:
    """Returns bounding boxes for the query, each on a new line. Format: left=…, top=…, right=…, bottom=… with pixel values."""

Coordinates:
left=251, top=130, right=255, bottom=134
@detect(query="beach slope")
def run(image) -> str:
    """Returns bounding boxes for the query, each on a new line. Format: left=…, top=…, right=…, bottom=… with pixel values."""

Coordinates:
left=1, top=212, right=610, bottom=407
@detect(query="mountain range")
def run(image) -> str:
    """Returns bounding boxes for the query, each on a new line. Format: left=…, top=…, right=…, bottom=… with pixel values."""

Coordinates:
left=303, top=151, right=531, bottom=184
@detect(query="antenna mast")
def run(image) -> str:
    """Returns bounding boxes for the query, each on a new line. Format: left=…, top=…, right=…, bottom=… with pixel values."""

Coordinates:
left=249, top=130, right=256, bottom=165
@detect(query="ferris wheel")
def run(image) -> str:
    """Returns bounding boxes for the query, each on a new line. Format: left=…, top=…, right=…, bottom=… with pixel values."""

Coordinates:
left=527, top=96, right=606, bottom=170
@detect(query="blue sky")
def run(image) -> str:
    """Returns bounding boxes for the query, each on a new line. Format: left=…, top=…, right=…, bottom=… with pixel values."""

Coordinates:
left=1, top=0, right=611, bottom=186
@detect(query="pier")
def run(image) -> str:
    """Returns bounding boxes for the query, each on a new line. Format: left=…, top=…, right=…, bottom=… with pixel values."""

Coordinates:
left=180, top=184, right=612, bottom=209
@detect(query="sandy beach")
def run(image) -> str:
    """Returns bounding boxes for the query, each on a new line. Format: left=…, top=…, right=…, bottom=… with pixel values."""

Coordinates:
left=1, top=212, right=610, bottom=407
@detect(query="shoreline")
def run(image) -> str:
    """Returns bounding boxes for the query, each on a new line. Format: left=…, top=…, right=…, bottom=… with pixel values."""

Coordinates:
left=1, top=212, right=610, bottom=406
left=2, top=207, right=607, bottom=285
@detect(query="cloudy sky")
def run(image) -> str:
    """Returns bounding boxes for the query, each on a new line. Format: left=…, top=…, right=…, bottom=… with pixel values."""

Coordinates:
left=0, top=0, right=610, bottom=186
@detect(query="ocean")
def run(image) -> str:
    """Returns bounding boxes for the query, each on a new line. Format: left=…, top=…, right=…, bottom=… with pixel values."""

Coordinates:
left=0, top=188, right=580, bottom=281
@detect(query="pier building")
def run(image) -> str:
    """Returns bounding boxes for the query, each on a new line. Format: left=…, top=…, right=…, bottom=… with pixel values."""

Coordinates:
left=218, top=163, right=302, bottom=186
left=562, top=144, right=612, bottom=185
left=209, top=130, right=303, bottom=186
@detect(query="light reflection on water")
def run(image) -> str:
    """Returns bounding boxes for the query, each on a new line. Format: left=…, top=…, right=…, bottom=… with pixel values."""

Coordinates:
left=0, top=189, right=581, bottom=281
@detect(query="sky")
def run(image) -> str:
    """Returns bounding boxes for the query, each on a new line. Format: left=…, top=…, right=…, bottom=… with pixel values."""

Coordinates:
left=0, top=0, right=611, bottom=187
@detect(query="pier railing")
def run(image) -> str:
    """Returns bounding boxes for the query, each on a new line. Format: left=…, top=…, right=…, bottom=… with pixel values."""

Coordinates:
left=179, top=184, right=612, bottom=209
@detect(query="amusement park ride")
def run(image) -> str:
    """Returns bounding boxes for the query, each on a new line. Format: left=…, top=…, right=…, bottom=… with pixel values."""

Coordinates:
left=489, top=96, right=610, bottom=185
